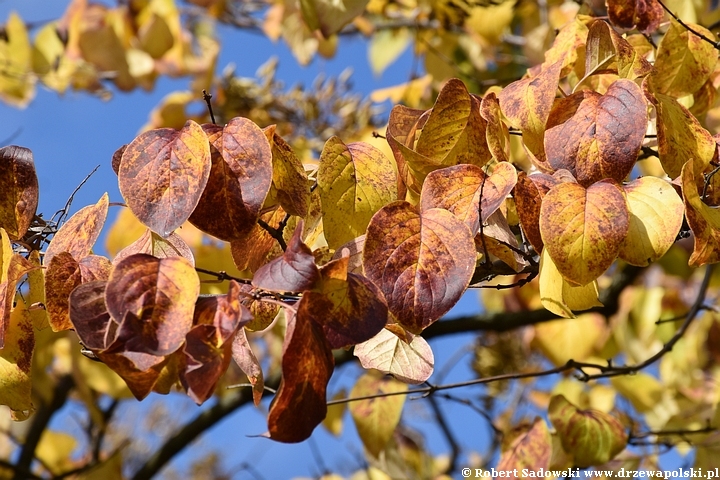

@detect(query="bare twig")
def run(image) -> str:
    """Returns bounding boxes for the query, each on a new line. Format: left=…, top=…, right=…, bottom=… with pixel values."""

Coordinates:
left=656, top=0, right=720, bottom=49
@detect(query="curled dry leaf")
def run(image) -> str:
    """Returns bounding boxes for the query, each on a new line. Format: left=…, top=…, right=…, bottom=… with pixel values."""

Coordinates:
left=363, top=202, right=475, bottom=333
left=232, top=327, right=264, bottom=406
left=0, top=146, right=39, bottom=241
left=119, top=120, right=211, bottom=237
left=353, top=328, right=434, bottom=384
left=44, top=193, right=109, bottom=266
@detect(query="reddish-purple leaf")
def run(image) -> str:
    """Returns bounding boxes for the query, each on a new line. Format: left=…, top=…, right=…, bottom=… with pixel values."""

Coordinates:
left=252, top=222, right=319, bottom=292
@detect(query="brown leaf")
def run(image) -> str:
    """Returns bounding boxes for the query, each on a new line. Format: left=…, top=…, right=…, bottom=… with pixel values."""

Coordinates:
left=584, top=20, right=653, bottom=81
left=497, top=419, right=552, bottom=473
left=189, top=119, right=272, bottom=241
left=0, top=146, right=38, bottom=240
left=267, top=308, right=334, bottom=442
left=45, top=252, right=82, bottom=333
left=104, top=254, right=199, bottom=356
left=545, top=80, right=646, bottom=187
left=252, top=222, right=319, bottom=293
left=607, top=0, right=664, bottom=34
left=44, top=193, right=109, bottom=266
left=119, top=120, right=211, bottom=237
left=95, top=350, right=168, bottom=400
left=78, top=255, right=112, bottom=283
left=480, top=93, right=510, bottom=162
left=514, top=172, right=556, bottom=253
left=69, top=280, right=115, bottom=351
left=300, top=255, right=388, bottom=349
left=363, top=202, right=475, bottom=333
left=230, top=206, right=286, bottom=273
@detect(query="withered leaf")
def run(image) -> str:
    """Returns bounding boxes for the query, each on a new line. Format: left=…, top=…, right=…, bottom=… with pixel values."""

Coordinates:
left=104, top=254, right=199, bottom=356
left=267, top=309, right=334, bottom=443
left=545, top=80, right=646, bottom=187
left=363, top=202, right=475, bottom=333
left=0, top=146, right=38, bottom=241
left=44, top=193, right=109, bottom=266
left=232, top=327, right=264, bottom=405
left=607, top=0, right=664, bottom=34
left=189, top=119, right=272, bottom=241
left=252, top=222, right=319, bottom=293
left=119, top=120, right=211, bottom=237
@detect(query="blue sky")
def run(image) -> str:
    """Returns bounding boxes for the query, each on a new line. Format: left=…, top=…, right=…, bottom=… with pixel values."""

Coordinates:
left=0, top=1, right=492, bottom=478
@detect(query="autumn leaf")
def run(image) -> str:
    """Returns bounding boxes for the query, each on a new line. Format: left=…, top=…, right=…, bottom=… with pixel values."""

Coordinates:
left=545, top=79, right=646, bottom=187
left=618, top=176, right=684, bottom=266
left=497, top=419, right=552, bottom=473
left=420, top=162, right=517, bottom=235
left=607, top=0, right=664, bottom=34
left=0, top=296, right=34, bottom=416
left=68, top=280, right=114, bottom=352
left=646, top=89, right=716, bottom=178
left=681, top=160, right=720, bottom=266
left=583, top=19, right=653, bottom=82
left=650, top=20, right=717, bottom=98
left=300, top=0, right=369, bottom=37
left=349, top=372, right=407, bottom=457
left=264, top=128, right=309, bottom=217
left=119, top=120, right=211, bottom=237
left=0, top=146, right=38, bottom=240
left=104, top=254, right=199, bottom=356
left=0, top=229, right=34, bottom=348
left=318, top=137, right=397, bottom=249
left=232, top=327, right=264, bottom=405
left=499, top=59, right=564, bottom=166
left=44, top=193, right=109, bottom=266
left=538, top=249, right=601, bottom=319
left=539, top=180, right=629, bottom=285
left=45, top=252, right=82, bottom=332
left=0, top=12, right=35, bottom=107
left=353, top=328, right=434, bottom=384
left=549, top=394, right=627, bottom=467
left=363, top=202, right=475, bottom=333
left=299, top=255, right=388, bottom=349
left=267, top=307, right=334, bottom=443
left=189, top=119, right=272, bottom=241
left=114, top=228, right=195, bottom=266
left=252, top=222, right=319, bottom=292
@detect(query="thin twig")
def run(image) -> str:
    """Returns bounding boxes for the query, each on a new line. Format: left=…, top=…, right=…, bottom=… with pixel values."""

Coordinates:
left=202, top=90, right=216, bottom=124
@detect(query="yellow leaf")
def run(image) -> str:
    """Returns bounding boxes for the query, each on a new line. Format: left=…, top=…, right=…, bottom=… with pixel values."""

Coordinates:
left=650, top=20, right=718, bottom=98
left=32, top=22, right=75, bottom=93
left=0, top=11, right=35, bottom=107
left=36, top=430, right=76, bottom=474
left=618, top=176, right=685, bottom=266
left=465, top=1, right=515, bottom=43
left=610, top=373, right=664, bottom=413
left=368, top=28, right=411, bottom=77
left=534, top=311, right=605, bottom=366
left=349, top=372, right=407, bottom=457
left=323, top=389, right=346, bottom=436
left=319, top=137, right=397, bottom=249
left=539, top=249, right=602, bottom=319
left=0, top=296, right=34, bottom=417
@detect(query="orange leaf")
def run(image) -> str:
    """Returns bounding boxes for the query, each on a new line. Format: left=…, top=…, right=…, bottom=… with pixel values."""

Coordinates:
left=0, top=146, right=38, bottom=240
left=44, top=193, right=109, bottom=266
left=119, top=120, right=211, bottom=237
left=45, top=252, right=82, bottom=333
